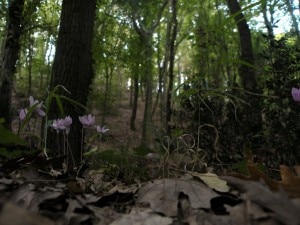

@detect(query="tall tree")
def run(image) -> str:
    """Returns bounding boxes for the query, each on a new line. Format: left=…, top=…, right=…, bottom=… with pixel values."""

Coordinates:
left=124, top=0, right=168, bottom=147
left=226, top=0, right=262, bottom=140
left=261, top=0, right=275, bottom=46
left=285, top=0, right=300, bottom=42
left=165, top=0, right=178, bottom=134
left=47, top=0, right=96, bottom=166
left=0, top=0, right=25, bottom=128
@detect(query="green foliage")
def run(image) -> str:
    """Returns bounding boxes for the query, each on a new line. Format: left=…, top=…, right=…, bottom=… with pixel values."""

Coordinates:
left=0, top=118, right=28, bottom=159
left=0, top=118, right=26, bottom=146
left=0, top=148, right=23, bottom=158
left=259, top=34, right=300, bottom=165
left=132, top=146, right=154, bottom=156
left=231, top=160, right=266, bottom=176
left=85, top=148, right=149, bottom=182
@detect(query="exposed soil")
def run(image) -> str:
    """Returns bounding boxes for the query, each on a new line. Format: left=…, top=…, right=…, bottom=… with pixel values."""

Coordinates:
left=91, top=90, right=145, bottom=150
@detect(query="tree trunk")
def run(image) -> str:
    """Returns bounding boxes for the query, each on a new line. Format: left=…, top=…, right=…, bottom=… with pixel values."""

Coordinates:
left=47, top=0, right=96, bottom=166
left=261, top=0, right=275, bottom=46
left=160, top=10, right=171, bottom=134
left=0, top=0, right=24, bottom=129
left=226, top=0, right=256, bottom=90
left=285, top=0, right=300, bottom=42
left=226, top=0, right=262, bottom=140
left=130, top=75, right=139, bottom=131
left=166, top=0, right=178, bottom=134
left=130, top=0, right=168, bottom=148
left=26, top=32, right=34, bottom=95
left=140, top=42, right=154, bottom=147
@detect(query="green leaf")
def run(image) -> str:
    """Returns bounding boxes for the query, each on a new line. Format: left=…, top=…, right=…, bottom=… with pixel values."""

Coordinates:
left=55, top=94, right=90, bottom=112
left=0, top=147, right=23, bottom=158
left=224, top=1, right=262, bottom=25
left=54, top=95, right=65, bottom=116
left=0, top=124, right=26, bottom=146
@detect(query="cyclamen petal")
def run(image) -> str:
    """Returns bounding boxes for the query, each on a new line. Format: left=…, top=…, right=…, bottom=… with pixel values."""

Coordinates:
left=96, top=125, right=109, bottom=134
left=19, top=108, right=28, bottom=121
left=29, top=96, right=46, bottom=116
left=50, top=116, right=72, bottom=134
left=64, top=116, right=72, bottom=126
left=63, top=116, right=72, bottom=134
left=291, top=87, right=300, bottom=102
left=79, top=114, right=95, bottom=127
left=29, top=96, right=38, bottom=107
left=37, top=109, right=46, bottom=116
left=51, top=119, right=65, bottom=131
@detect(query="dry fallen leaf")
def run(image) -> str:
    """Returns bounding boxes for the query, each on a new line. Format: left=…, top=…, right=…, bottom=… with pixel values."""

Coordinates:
left=109, top=208, right=172, bottom=225
left=0, top=202, right=56, bottom=225
left=222, top=176, right=300, bottom=225
left=194, top=172, right=230, bottom=192
left=279, top=165, right=300, bottom=198
left=137, top=177, right=218, bottom=217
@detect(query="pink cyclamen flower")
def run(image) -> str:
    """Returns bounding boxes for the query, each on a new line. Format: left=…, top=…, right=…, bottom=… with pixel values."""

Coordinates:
left=63, top=116, right=72, bottom=134
left=95, top=125, right=109, bottom=134
left=50, top=119, right=66, bottom=133
left=50, top=116, right=72, bottom=134
left=19, top=108, right=28, bottom=121
left=29, top=96, right=46, bottom=116
left=291, top=87, right=300, bottom=103
left=79, top=114, right=95, bottom=127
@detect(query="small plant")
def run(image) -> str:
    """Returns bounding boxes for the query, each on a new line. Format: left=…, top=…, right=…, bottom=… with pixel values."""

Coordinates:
left=49, top=116, right=74, bottom=167
left=18, top=96, right=46, bottom=149
left=79, top=113, right=109, bottom=162
left=15, top=85, right=109, bottom=170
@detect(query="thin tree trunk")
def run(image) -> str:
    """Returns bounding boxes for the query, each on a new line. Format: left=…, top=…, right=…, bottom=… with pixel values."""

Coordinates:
left=27, top=33, right=33, bottom=95
left=101, top=65, right=111, bottom=124
left=140, top=42, right=154, bottom=147
left=285, top=0, right=300, bottom=42
left=160, top=12, right=171, bottom=133
left=226, top=0, right=262, bottom=139
left=130, top=0, right=168, bottom=148
left=0, top=0, right=24, bottom=129
left=166, top=0, right=178, bottom=134
left=226, top=0, right=256, bottom=90
left=130, top=75, right=139, bottom=131
left=261, top=0, right=275, bottom=45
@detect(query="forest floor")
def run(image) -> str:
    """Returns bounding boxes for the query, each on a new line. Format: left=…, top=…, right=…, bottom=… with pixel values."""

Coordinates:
left=90, top=90, right=147, bottom=150
left=1, top=90, right=300, bottom=225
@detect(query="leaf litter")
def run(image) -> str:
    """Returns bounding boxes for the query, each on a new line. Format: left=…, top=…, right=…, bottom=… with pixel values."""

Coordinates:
left=0, top=155, right=300, bottom=225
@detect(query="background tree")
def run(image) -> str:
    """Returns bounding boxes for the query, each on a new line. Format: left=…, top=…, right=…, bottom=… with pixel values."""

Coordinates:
left=0, top=0, right=25, bottom=129
left=120, top=0, right=168, bottom=148
left=47, top=0, right=96, bottom=166
left=226, top=0, right=262, bottom=144
left=92, top=0, right=128, bottom=124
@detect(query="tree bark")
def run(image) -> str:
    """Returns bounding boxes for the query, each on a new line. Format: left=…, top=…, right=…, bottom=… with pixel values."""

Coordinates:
left=166, top=0, right=178, bottom=134
left=0, top=0, right=24, bottom=129
left=226, top=0, right=262, bottom=139
left=130, top=75, right=139, bottom=131
left=140, top=42, right=154, bottom=147
left=226, top=0, right=256, bottom=90
left=47, top=0, right=96, bottom=166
